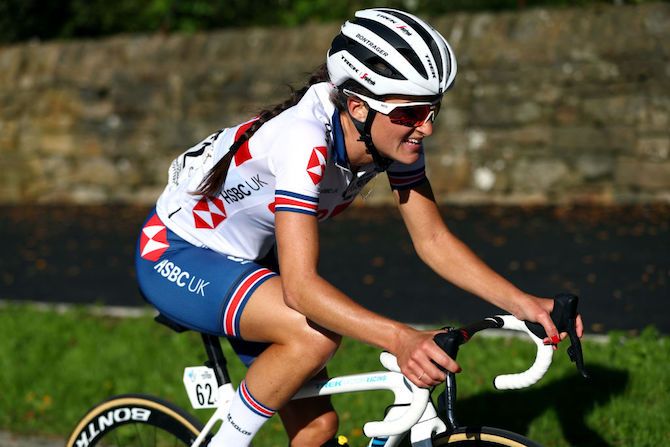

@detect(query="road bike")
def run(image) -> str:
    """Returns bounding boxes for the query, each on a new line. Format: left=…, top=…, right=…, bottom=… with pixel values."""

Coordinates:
left=66, top=293, right=588, bottom=447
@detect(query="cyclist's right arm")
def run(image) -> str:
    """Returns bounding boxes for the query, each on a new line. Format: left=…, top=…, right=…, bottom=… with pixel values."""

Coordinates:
left=268, top=123, right=458, bottom=387
left=274, top=209, right=458, bottom=387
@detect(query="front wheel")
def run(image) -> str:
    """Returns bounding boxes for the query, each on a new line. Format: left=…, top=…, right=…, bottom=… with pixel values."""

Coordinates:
left=432, top=426, right=543, bottom=447
left=66, top=394, right=203, bottom=447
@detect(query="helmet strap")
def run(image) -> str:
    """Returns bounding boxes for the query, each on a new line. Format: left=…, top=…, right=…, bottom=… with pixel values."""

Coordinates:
left=349, top=110, right=393, bottom=172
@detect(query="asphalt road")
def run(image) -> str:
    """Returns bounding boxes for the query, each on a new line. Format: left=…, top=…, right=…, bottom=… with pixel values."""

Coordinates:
left=1, top=203, right=668, bottom=334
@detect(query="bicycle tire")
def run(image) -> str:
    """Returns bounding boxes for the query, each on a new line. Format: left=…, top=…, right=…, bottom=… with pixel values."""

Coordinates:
left=431, top=426, right=543, bottom=447
left=66, top=393, right=203, bottom=447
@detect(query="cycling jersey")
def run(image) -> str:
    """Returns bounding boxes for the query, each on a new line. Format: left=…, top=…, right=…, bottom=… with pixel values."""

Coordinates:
left=150, top=82, right=427, bottom=262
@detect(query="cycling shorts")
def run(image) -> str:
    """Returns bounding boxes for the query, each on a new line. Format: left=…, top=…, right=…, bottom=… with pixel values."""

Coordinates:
left=135, top=210, right=276, bottom=365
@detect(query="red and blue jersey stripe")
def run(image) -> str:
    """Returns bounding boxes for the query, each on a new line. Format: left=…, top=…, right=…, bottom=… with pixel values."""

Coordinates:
left=274, top=190, right=319, bottom=216
left=387, top=167, right=426, bottom=190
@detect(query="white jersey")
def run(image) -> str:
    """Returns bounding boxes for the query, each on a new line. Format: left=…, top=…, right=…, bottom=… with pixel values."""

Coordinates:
left=155, top=82, right=427, bottom=260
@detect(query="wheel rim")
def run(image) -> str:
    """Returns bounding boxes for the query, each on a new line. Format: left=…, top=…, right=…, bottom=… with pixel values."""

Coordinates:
left=68, top=396, right=201, bottom=447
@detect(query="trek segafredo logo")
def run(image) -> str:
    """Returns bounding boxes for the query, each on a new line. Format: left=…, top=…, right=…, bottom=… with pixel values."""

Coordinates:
left=154, top=259, right=210, bottom=296
left=73, top=407, right=151, bottom=447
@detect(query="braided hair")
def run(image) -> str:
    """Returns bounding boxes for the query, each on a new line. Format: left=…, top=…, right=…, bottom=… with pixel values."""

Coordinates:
left=196, top=63, right=331, bottom=197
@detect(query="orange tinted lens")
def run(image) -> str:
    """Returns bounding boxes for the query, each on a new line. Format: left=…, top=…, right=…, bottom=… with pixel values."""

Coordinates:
left=388, top=104, right=437, bottom=127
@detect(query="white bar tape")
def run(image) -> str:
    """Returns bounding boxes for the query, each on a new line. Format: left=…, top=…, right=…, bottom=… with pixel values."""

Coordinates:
left=493, top=315, right=554, bottom=390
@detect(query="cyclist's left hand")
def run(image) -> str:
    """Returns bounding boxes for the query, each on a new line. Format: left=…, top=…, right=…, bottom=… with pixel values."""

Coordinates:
left=515, top=295, right=584, bottom=348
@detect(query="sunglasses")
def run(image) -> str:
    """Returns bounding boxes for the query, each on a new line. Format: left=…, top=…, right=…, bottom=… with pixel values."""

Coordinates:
left=343, top=89, right=442, bottom=128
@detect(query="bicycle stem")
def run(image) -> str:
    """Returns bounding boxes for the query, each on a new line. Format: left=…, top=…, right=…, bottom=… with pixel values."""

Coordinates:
left=434, top=319, right=502, bottom=433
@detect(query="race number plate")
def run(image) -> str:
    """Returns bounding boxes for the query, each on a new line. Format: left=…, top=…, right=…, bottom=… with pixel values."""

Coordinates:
left=183, top=366, right=219, bottom=409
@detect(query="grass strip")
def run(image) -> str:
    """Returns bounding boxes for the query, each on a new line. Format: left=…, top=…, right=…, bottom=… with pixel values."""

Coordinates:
left=0, top=303, right=667, bottom=446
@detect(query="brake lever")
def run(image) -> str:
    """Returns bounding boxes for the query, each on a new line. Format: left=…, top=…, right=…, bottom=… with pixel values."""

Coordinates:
left=567, top=317, right=590, bottom=379
left=525, top=293, right=589, bottom=380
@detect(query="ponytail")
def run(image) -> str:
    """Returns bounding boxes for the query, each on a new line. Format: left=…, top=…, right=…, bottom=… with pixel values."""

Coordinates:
left=195, top=64, right=330, bottom=197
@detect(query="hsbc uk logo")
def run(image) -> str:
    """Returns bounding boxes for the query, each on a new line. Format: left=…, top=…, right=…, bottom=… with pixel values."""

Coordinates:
left=140, top=214, right=170, bottom=261
left=153, top=259, right=209, bottom=296
left=193, top=196, right=227, bottom=229
left=306, top=146, right=328, bottom=185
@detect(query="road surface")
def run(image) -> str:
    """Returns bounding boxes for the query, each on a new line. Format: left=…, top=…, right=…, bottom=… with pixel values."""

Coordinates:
left=1, top=204, right=668, bottom=334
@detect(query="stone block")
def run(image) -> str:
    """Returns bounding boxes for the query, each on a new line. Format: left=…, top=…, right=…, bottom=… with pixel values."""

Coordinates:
left=552, top=127, right=603, bottom=150
left=25, top=157, right=71, bottom=200
left=38, top=133, right=75, bottom=156
left=636, top=137, right=670, bottom=161
left=0, top=159, right=27, bottom=202
left=441, top=107, right=467, bottom=129
left=533, top=83, right=562, bottom=104
left=69, top=186, right=108, bottom=204
left=74, top=157, right=120, bottom=186
left=515, top=102, right=543, bottom=124
left=427, top=153, right=471, bottom=194
left=0, top=120, right=18, bottom=150
left=615, top=157, right=670, bottom=190
left=583, top=95, right=646, bottom=126
left=511, top=158, right=570, bottom=193
left=489, top=126, right=552, bottom=148
left=473, top=166, right=497, bottom=191
left=576, top=154, right=615, bottom=180
left=638, top=96, right=670, bottom=132
left=552, top=126, right=635, bottom=152
left=472, top=100, right=543, bottom=126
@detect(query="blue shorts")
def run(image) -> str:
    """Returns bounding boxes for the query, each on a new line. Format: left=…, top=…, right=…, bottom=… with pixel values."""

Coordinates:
left=135, top=210, right=276, bottom=365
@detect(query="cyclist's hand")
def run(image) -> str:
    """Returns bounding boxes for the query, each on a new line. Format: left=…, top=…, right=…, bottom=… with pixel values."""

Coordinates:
left=516, top=296, right=584, bottom=348
left=395, top=328, right=461, bottom=388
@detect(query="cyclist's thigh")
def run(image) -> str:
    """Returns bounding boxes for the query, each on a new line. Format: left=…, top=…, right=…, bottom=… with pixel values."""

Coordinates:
left=135, top=211, right=277, bottom=337
left=237, top=276, right=339, bottom=345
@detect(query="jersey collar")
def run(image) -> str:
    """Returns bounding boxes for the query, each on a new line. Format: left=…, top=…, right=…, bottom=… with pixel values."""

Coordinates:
left=331, top=110, right=350, bottom=171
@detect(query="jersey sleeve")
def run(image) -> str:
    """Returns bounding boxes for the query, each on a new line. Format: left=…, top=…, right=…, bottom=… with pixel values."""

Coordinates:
left=270, top=121, right=329, bottom=217
left=386, top=150, right=427, bottom=190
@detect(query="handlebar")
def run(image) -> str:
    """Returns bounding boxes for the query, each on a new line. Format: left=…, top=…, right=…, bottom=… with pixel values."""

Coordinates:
left=432, top=293, right=588, bottom=432
left=433, top=293, right=589, bottom=384
left=364, top=293, right=588, bottom=437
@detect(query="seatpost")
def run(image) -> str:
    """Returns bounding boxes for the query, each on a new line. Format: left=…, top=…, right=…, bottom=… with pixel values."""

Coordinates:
left=201, top=333, right=232, bottom=385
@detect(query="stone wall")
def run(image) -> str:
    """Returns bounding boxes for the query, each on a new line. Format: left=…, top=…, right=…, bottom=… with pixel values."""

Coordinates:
left=0, top=3, right=668, bottom=205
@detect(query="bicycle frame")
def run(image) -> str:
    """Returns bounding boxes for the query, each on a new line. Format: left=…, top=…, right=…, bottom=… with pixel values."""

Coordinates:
left=190, top=351, right=444, bottom=447
left=181, top=294, right=587, bottom=447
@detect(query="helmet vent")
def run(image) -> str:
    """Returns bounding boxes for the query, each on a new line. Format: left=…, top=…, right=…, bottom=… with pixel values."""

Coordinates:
left=341, top=34, right=408, bottom=81
left=352, top=17, right=427, bottom=80
left=378, top=9, right=445, bottom=80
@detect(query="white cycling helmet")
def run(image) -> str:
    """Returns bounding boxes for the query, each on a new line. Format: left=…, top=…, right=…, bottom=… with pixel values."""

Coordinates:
left=327, top=8, right=457, bottom=97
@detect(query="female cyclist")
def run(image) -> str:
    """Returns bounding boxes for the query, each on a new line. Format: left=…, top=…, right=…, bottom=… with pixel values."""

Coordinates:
left=135, top=8, right=583, bottom=447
